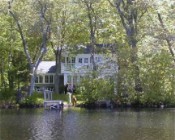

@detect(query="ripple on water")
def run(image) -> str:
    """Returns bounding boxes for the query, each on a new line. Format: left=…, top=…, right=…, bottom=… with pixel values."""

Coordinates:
left=0, top=108, right=175, bottom=140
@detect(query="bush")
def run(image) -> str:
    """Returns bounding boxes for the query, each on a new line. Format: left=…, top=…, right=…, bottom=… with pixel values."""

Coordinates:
left=19, top=92, right=44, bottom=108
left=77, top=77, right=114, bottom=105
left=0, top=89, right=16, bottom=100
left=0, top=89, right=16, bottom=107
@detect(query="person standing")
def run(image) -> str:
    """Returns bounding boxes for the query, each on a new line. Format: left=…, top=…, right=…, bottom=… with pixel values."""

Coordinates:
left=64, top=83, right=68, bottom=94
left=67, top=83, right=73, bottom=93
left=67, top=84, right=73, bottom=104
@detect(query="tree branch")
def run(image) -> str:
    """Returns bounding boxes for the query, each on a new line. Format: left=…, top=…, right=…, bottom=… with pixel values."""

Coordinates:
left=8, top=9, right=32, bottom=64
left=107, top=0, right=115, bottom=7
left=157, top=13, right=175, bottom=63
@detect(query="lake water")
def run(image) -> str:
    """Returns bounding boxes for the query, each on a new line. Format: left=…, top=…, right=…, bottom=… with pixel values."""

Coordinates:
left=0, top=108, right=175, bottom=140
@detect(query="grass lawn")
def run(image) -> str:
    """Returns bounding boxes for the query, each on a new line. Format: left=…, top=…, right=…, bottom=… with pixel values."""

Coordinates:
left=52, top=93, right=69, bottom=103
left=52, top=93, right=84, bottom=105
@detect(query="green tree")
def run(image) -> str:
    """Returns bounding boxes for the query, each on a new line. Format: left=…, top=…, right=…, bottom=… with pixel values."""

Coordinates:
left=50, top=0, right=77, bottom=93
left=8, top=0, right=51, bottom=96
left=139, top=50, right=175, bottom=106
left=0, top=8, right=27, bottom=91
left=76, top=0, right=113, bottom=72
left=0, top=14, right=10, bottom=89
left=77, top=77, right=114, bottom=105
left=108, top=0, right=150, bottom=94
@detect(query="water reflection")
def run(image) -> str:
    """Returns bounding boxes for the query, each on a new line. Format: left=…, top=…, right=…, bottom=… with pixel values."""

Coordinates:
left=30, top=110, right=64, bottom=140
left=0, top=108, right=175, bottom=140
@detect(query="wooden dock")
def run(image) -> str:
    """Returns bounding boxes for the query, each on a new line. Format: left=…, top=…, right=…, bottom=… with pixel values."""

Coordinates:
left=44, top=100, right=64, bottom=109
left=43, top=90, right=64, bottom=110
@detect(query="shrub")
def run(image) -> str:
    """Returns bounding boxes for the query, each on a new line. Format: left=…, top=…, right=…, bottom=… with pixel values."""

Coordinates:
left=0, top=89, right=15, bottom=100
left=19, top=92, right=44, bottom=107
left=0, top=89, right=16, bottom=106
left=77, top=77, right=114, bottom=105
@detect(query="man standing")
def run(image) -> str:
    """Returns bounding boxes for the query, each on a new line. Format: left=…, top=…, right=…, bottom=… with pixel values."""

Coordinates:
left=64, top=83, right=68, bottom=94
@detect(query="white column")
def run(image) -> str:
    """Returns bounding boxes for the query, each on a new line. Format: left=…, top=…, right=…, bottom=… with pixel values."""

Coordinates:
left=71, top=74, right=74, bottom=87
left=64, top=74, right=67, bottom=85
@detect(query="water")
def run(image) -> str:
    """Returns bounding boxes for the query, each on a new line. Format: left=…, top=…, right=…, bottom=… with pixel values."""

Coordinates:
left=0, top=108, right=175, bottom=140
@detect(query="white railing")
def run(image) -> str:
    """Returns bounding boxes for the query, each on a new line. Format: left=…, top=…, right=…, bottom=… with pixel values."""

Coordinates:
left=62, top=63, right=75, bottom=71
left=62, top=63, right=91, bottom=71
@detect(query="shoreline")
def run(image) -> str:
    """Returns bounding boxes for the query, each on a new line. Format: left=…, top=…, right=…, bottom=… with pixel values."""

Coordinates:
left=1, top=101, right=175, bottom=110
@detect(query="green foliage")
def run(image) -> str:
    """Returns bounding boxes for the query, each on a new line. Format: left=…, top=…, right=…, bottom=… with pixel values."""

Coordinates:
left=20, top=92, right=44, bottom=107
left=139, top=50, right=175, bottom=106
left=52, top=93, right=69, bottom=103
left=0, top=89, right=16, bottom=107
left=116, top=48, right=175, bottom=107
left=0, top=89, right=16, bottom=101
left=116, top=46, right=136, bottom=104
left=19, top=92, right=69, bottom=107
left=77, top=77, right=114, bottom=104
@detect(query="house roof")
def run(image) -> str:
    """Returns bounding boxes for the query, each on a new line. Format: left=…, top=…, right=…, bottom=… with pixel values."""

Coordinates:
left=37, top=61, right=56, bottom=74
left=68, top=44, right=115, bottom=54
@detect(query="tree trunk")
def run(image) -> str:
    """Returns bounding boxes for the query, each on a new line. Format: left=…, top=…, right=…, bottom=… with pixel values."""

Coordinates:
left=28, top=65, right=37, bottom=96
left=114, top=0, right=143, bottom=92
left=8, top=71, right=14, bottom=90
left=9, top=1, right=50, bottom=96
left=86, top=1, right=97, bottom=73
left=130, top=40, right=142, bottom=92
left=157, top=13, right=175, bottom=63
left=0, top=60, right=6, bottom=89
left=54, top=49, right=62, bottom=94
left=28, top=73, right=36, bottom=96
left=90, top=35, right=96, bottom=72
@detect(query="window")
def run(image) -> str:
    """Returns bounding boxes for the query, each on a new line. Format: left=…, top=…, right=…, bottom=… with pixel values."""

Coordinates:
left=67, top=75, right=78, bottom=85
left=67, top=57, right=75, bottom=63
left=39, top=76, right=43, bottom=83
left=35, top=76, right=43, bottom=83
left=95, top=57, right=101, bottom=62
left=66, top=57, right=70, bottom=63
left=35, top=77, right=39, bottom=83
left=45, top=75, right=49, bottom=83
left=45, top=75, right=53, bottom=83
left=78, top=58, right=82, bottom=63
left=50, top=75, right=53, bottom=83
left=67, top=75, right=71, bottom=83
left=72, top=57, right=75, bottom=63
left=84, top=58, right=88, bottom=63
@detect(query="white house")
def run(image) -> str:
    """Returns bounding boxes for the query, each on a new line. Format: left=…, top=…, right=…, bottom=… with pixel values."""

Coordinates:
left=35, top=47, right=118, bottom=92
